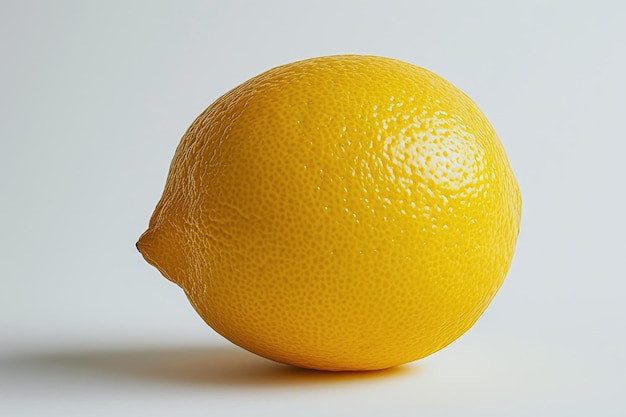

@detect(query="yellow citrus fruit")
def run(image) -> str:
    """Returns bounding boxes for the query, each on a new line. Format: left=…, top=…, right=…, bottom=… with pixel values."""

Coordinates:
left=137, top=55, right=521, bottom=371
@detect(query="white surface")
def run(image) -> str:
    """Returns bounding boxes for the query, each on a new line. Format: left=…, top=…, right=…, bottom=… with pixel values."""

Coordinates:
left=1, top=1, right=625, bottom=416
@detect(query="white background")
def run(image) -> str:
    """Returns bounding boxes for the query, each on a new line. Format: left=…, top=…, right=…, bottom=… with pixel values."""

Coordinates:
left=1, top=1, right=625, bottom=415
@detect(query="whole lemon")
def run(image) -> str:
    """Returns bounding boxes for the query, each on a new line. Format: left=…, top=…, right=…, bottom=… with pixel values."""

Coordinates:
left=137, top=55, right=521, bottom=371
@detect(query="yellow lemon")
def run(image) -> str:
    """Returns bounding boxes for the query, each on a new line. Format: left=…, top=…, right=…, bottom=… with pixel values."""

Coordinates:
left=137, top=55, right=521, bottom=371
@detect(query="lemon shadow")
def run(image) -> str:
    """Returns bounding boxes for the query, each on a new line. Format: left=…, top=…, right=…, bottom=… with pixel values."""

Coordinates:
left=5, top=344, right=417, bottom=388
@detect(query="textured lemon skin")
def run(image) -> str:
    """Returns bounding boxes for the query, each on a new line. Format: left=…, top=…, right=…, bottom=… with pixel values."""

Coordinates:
left=137, top=55, right=521, bottom=371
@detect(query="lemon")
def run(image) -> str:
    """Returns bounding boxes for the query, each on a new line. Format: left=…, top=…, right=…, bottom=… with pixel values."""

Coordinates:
left=137, top=55, right=521, bottom=371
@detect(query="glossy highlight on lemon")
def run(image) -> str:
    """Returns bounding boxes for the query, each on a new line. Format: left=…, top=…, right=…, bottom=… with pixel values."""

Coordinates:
left=137, top=55, right=521, bottom=371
